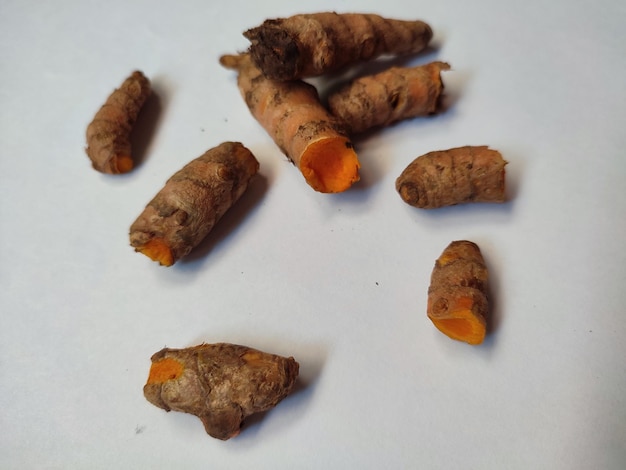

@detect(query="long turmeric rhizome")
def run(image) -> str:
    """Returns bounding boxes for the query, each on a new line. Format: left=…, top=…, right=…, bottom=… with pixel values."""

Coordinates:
left=244, top=12, right=432, bottom=80
left=144, top=343, right=299, bottom=440
left=427, top=241, right=490, bottom=345
left=220, top=53, right=360, bottom=193
left=129, top=142, right=259, bottom=266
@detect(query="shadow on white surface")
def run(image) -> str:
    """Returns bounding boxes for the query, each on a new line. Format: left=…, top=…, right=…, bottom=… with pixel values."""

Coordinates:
left=236, top=345, right=327, bottom=443
left=312, top=44, right=442, bottom=103
left=176, top=172, right=269, bottom=270
left=129, top=80, right=165, bottom=170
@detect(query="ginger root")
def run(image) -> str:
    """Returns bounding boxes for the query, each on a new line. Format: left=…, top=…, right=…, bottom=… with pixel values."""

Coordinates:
left=129, top=142, right=259, bottom=266
left=244, top=12, right=432, bottom=80
left=396, top=146, right=507, bottom=209
left=144, top=343, right=299, bottom=440
left=328, top=61, right=450, bottom=134
left=220, top=53, right=360, bottom=193
left=427, top=241, right=490, bottom=345
left=85, top=70, right=151, bottom=174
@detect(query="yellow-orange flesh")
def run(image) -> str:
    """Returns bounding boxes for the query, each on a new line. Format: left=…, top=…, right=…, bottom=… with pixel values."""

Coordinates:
left=137, top=238, right=174, bottom=266
left=430, top=313, right=486, bottom=345
left=115, top=155, right=133, bottom=173
left=429, top=293, right=486, bottom=345
left=147, top=358, right=185, bottom=384
left=427, top=241, right=489, bottom=345
left=299, top=138, right=360, bottom=193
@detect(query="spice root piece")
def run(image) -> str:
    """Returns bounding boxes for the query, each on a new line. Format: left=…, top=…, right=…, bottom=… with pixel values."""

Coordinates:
left=427, top=240, right=490, bottom=345
left=85, top=70, right=151, bottom=174
left=144, top=343, right=299, bottom=440
left=220, top=53, right=359, bottom=193
left=328, top=61, right=450, bottom=134
left=244, top=12, right=433, bottom=80
left=396, top=146, right=507, bottom=209
left=129, top=142, right=259, bottom=266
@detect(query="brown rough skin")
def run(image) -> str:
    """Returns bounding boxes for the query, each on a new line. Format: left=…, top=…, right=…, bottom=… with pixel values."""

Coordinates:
left=427, top=241, right=489, bottom=345
left=244, top=12, right=433, bottom=80
left=396, top=146, right=507, bottom=209
left=220, top=53, right=360, bottom=193
left=328, top=61, right=450, bottom=134
left=129, top=142, right=259, bottom=266
left=85, top=71, right=151, bottom=174
left=144, top=343, right=300, bottom=440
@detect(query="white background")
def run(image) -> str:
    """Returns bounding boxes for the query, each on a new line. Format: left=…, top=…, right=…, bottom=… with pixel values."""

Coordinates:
left=1, top=0, right=625, bottom=468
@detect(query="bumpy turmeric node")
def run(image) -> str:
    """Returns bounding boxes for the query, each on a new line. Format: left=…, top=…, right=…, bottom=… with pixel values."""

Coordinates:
left=244, top=12, right=433, bottom=80
left=328, top=61, right=450, bottom=134
left=220, top=53, right=359, bottom=193
left=129, top=142, right=259, bottom=266
left=427, top=241, right=490, bottom=345
left=396, top=146, right=507, bottom=209
left=85, top=70, right=151, bottom=174
left=144, top=343, right=299, bottom=440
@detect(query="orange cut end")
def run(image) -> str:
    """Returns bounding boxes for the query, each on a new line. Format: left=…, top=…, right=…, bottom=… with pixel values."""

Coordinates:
left=147, top=358, right=185, bottom=384
left=115, top=155, right=133, bottom=173
left=429, top=309, right=486, bottom=345
left=299, top=138, right=360, bottom=193
left=137, top=238, right=174, bottom=266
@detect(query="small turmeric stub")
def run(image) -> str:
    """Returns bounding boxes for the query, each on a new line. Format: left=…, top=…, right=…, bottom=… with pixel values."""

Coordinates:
left=396, top=146, right=507, bottom=209
left=427, top=241, right=490, bottom=345
left=85, top=70, right=151, bottom=174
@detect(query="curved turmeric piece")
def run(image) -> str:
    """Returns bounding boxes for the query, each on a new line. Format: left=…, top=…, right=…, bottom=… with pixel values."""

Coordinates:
left=129, top=142, right=259, bottom=266
left=220, top=53, right=360, bottom=193
left=244, top=12, right=432, bottom=80
left=328, top=61, right=450, bottom=134
left=144, top=343, right=299, bottom=440
left=85, top=70, right=151, bottom=174
left=427, top=241, right=490, bottom=345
